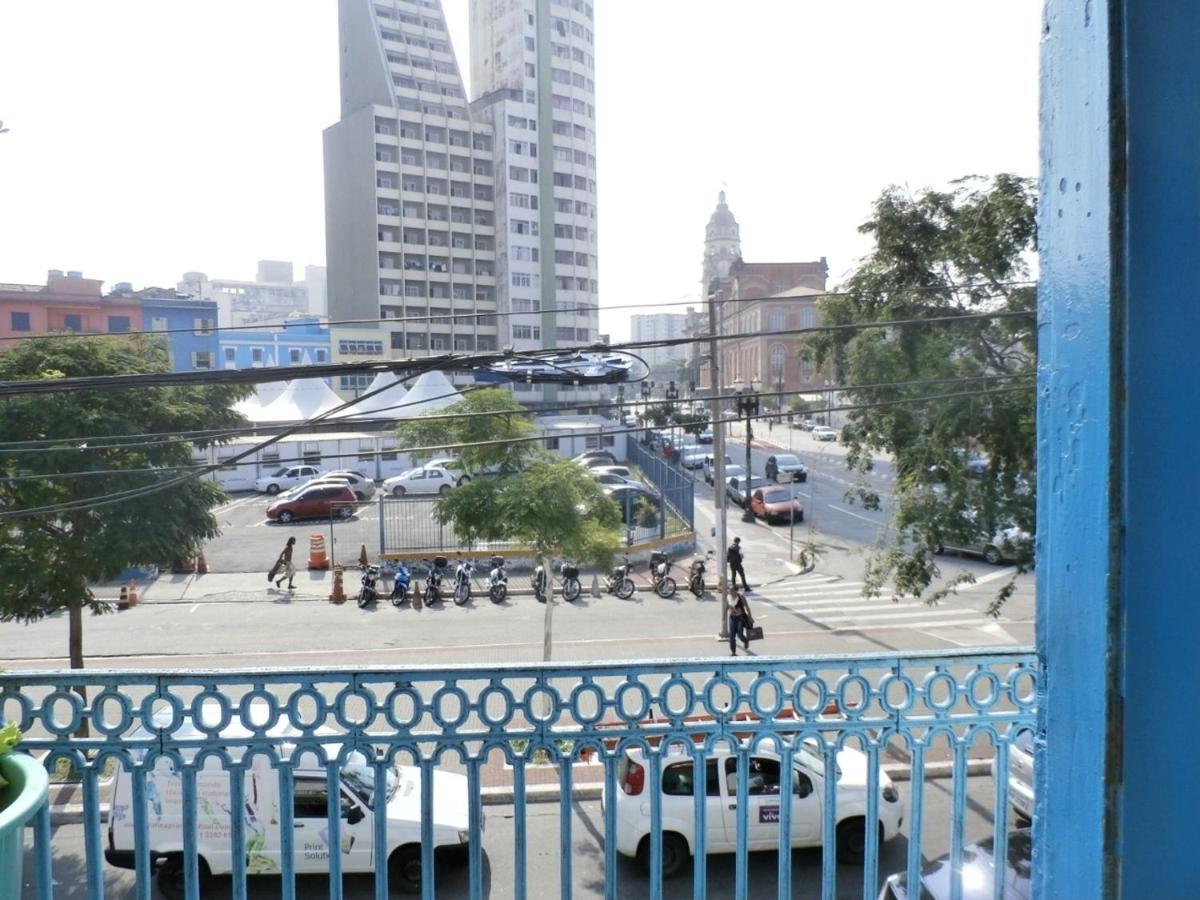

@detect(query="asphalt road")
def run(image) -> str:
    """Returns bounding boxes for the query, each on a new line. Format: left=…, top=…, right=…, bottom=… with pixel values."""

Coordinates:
left=24, top=775, right=1003, bottom=899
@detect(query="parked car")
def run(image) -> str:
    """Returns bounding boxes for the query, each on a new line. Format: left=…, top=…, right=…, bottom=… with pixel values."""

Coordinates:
left=382, top=466, right=456, bottom=497
left=878, top=828, right=1031, bottom=900
left=990, top=728, right=1034, bottom=825
left=278, top=475, right=353, bottom=500
left=696, top=428, right=714, bottom=444
left=935, top=525, right=1031, bottom=566
left=750, top=487, right=805, bottom=524
left=572, top=450, right=618, bottom=467
left=318, top=470, right=376, bottom=500
left=765, top=454, right=808, bottom=483
left=106, top=699, right=473, bottom=898
left=606, top=740, right=903, bottom=878
left=726, top=475, right=772, bottom=508
left=254, top=464, right=324, bottom=495
left=266, top=485, right=357, bottom=523
left=812, top=426, right=838, bottom=442
left=590, top=465, right=637, bottom=482
left=702, top=457, right=737, bottom=485
left=680, top=448, right=710, bottom=470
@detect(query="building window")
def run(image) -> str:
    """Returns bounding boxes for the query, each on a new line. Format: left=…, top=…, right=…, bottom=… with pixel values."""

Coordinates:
left=251, top=348, right=264, bottom=364
left=800, top=308, right=818, bottom=329
left=338, top=340, right=385, bottom=355
left=340, top=374, right=374, bottom=392
left=544, top=437, right=560, bottom=450
left=316, top=349, right=327, bottom=363
left=290, top=349, right=301, bottom=364
left=194, top=318, right=214, bottom=335
left=63, top=314, right=82, bottom=332
left=768, top=310, right=787, bottom=332
left=10, top=312, right=30, bottom=332
left=150, top=316, right=168, bottom=332
left=224, top=347, right=236, bottom=363
left=107, top=315, right=131, bottom=333
left=191, top=351, right=214, bottom=370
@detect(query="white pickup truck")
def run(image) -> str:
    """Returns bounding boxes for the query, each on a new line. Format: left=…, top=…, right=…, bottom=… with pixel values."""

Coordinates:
left=105, top=700, right=474, bottom=897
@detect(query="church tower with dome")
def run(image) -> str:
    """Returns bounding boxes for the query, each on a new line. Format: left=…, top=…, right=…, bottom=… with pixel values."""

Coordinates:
left=702, top=190, right=742, bottom=294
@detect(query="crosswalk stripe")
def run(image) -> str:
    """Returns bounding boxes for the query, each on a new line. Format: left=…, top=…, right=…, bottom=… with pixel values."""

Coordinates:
left=755, top=581, right=864, bottom=595
left=819, top=616, right=1017, bottom=633
left=763, top=586, right=865, bottom=599
left=811, top=607, right=997, bottom=624
left=770, top=598, right=929, bottom=613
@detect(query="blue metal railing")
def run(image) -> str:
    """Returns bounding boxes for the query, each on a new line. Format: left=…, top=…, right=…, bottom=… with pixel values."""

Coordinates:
left=3, top=649, right=1036, bottom=900
left=627, top=439, right=695, bottom=529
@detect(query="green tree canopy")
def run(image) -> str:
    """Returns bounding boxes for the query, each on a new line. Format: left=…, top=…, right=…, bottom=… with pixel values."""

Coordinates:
left=804, top=175, right=1037, bottom=609
left=395, top=387, right=536, bottom=475
left=395, top=388, right=621, bottom=569
left=0, top=335, right=250, bottom=666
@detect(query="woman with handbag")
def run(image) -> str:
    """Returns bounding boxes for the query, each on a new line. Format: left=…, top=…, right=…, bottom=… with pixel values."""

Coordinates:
left=728, top=591, right=754, bottom=656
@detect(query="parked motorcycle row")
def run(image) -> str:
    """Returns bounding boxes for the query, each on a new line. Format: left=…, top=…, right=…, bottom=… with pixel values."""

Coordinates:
left=356, top=551, right=713, bottom=608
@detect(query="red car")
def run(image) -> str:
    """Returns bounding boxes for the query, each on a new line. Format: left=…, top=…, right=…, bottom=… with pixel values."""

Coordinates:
left=749, top=486, right=804, bottom=524
left=266, top=485, right=357, bottom=523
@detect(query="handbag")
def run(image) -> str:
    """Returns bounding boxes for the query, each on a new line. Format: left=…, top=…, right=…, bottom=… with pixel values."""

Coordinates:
left=268, top=560, right=281, bottom=582
left=746, top=625, right=764, bottom=642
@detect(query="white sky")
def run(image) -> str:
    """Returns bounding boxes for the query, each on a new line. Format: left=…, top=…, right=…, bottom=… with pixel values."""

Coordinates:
left=0, top=2, right=1038, bottom=342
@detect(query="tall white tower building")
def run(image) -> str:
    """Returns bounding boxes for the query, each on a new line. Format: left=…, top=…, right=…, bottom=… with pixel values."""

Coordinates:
left=470, top=0, right=600, bottom=403
left=324, top=0, right=599, bottom=404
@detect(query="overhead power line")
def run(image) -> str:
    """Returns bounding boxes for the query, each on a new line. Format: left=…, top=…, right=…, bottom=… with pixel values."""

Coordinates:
left=0, top=372, right=1034, bottom=455
left=0, top=385, right=1030, bottom=503
left=0, top=309, right=1036, bottom=398
left=0, top=280, right=1037, bottom=345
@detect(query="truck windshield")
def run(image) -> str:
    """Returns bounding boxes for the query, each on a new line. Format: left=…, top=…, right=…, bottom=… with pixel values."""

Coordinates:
left=340, top=763, right=399, bottom=809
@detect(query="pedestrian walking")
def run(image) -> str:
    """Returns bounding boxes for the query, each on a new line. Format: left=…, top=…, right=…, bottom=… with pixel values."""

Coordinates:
left=728, top=536, right=749, bottom=590
left=728, top=591, right=754, bottom=656
left=272, top=537, right=296, bottom=591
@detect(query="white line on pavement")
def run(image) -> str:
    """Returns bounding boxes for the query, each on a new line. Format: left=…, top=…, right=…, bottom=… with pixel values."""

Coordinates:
left=826, top=505, right=885, bottom=526
left=807, top=607, right=997, bottom=624
left=963, top=566, right=1019, bottom=587
left=189, top=604, right=199, bottom=613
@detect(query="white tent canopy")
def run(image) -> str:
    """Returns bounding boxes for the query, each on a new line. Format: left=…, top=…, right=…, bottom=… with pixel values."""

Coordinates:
left=391, top=370, right=464, bottom=417
left=254, top=377, right=345, bottom=423
left=332, top=370, right=409, bottom=420
left=233, top=379, right=289, bottom=420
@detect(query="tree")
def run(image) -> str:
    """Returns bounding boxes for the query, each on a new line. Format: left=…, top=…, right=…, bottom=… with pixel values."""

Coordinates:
left=0, top=335, right=251, bottom=669
left=395, top=389, right=622, bottom=570
left=804, top=175, right=1037, bottom=611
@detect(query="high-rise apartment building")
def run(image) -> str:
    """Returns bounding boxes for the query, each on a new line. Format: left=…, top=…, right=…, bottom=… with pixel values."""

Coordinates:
left=630, top=312, right=688, bottom=371
left=324, top=0, right=599, bottom=403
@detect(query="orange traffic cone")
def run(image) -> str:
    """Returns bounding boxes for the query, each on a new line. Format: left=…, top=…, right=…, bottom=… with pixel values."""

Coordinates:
left=196, top=552, right=209, bottom=575
left=329, top=566, right=346, bottom=604
left=128, top=580, right=139, bottom=607
left=308, top=534, right=329, bottom=570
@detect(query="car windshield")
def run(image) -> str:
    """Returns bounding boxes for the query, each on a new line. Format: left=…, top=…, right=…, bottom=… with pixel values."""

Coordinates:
left=775, top=455, right=801, bottom=465
left=763, top=489, right=793, bottom=502
left=271, top=467, right=288, bottom=477
left=340, top=761, right=399, bottom=809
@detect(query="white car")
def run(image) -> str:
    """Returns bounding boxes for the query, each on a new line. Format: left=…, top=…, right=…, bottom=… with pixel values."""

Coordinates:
left=990, top=728, right=1035, bottom=824
left=278, top=475, right=353, bottom=500
left=704, top=460, right=741, bottom=486
left=105, top=700, right=472, bottom=897
left=681, top=449, right=709, bottom=470
left=605, top=741, right=903, bottom=877
left=284, top=472, right=375, bottom=501
left=382, top=466, right=456, bottom=497
left=590, top=465, right=638, bottom=483
left=254, top=465, right=324, bottom=495
left=812, top=426, right=838, bottom=442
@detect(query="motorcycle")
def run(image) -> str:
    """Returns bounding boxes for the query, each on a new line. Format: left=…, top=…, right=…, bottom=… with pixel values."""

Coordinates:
left=389, top=562, right=411, bottom=606
left=453, top=557, right=474, bottom=606
left=650, top=551, right=677, bottom=598
left=605, top=555, right=636, bottom=600
left=488, top=555, right=508, bottom=603
left=532, top=561, right=549, bottom=604
left=688, top=550, right=714, bottom=597
left=357, top=564, right=380, bottom=609
left=560, top=562, right=582, bottom=602
left=424, top=556, right=447, bottom=605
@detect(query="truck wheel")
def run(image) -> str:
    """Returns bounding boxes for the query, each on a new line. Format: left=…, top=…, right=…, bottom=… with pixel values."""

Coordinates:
left=157, top=854, right=211, bottom=900
left=390, top=844, right=423, bottom=894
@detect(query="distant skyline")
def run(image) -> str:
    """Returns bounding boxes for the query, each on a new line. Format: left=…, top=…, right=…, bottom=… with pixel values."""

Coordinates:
left=0, top=2, right=1038, bottom=342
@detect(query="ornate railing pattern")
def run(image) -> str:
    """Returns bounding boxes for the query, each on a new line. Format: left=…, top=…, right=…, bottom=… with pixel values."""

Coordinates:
left=2, top=649, right=1037, bottom=900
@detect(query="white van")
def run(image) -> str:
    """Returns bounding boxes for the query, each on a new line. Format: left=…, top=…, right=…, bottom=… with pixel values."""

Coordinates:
left=105, top=701, right=474, bottom=897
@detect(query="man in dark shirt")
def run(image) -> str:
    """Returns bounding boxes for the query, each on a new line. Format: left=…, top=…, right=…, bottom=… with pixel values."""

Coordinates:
left=727, top=536, right=749, bottom=590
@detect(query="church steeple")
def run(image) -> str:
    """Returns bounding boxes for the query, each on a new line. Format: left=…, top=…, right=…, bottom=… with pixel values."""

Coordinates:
left=703, top=190, right=742, bottom=290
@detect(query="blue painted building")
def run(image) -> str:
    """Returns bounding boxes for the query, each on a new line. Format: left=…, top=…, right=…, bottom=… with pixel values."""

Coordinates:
left=134, top=294, right=220, bottom=372
left=217, top=315, right=331, bottom=371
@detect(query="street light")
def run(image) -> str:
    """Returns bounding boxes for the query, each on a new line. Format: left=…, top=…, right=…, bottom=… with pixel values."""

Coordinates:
left=736, top=381, right=760, bottom=522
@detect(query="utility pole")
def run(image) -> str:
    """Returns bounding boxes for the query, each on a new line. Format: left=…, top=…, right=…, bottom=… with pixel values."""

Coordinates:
left=707, top=286, right=729, bottom=640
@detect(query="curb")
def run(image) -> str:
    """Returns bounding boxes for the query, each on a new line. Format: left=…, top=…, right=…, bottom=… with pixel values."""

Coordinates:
left=48, top=760, right=992, bottom=822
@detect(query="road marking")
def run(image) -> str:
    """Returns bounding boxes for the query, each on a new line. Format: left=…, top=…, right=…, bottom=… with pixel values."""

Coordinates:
left=811, top=607, right=997, bottom=624
left=189, top=604, right=199, bottom=613
left=826, top=505, right=885, bottom=526
left=10, top=616, right=1037, bottom=666
left=965, top=566, right=1019, bottom=587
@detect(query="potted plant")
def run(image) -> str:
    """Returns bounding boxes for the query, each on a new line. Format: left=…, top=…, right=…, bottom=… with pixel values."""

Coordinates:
left=0, top=722, right=49, bottom=898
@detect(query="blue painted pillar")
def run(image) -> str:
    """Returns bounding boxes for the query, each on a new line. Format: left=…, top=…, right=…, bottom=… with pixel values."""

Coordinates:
left=1039, top=2, right=1200, bottom=896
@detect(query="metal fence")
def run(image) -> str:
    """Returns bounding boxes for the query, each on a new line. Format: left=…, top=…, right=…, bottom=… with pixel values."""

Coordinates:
left=626, top=439, right=695, bottom=531
left=5, top=649, right=1037, bottom=900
